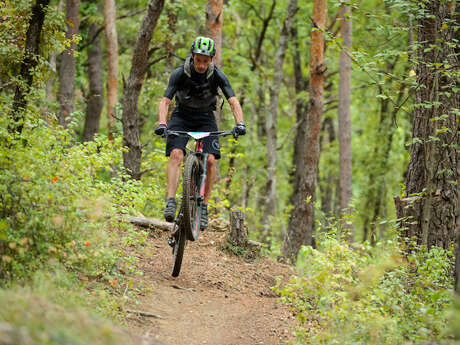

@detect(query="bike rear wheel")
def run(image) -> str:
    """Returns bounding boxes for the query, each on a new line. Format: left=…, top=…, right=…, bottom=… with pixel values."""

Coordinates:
left=182, top=154, right=202, bottom=241
left=171, top=220, right=186, bottom=277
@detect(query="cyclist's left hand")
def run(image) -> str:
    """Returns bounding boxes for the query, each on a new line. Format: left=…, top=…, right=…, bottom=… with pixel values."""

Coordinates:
left=233, top=122, right=246, bottom=136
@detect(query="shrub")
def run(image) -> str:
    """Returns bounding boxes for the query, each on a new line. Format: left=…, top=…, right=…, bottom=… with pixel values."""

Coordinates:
left=275, top=229, right=455, bottom=345
left=0, top=117, right=162, bottom=282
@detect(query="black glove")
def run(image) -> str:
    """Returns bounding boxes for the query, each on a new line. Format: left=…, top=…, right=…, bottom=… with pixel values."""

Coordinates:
left=155, top=123, right=167, bottom=136
left=233, top=122, right=246, bottom=137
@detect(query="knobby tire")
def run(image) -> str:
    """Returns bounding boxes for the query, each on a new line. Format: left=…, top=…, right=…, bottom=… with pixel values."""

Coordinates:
left=172, top=220, right=186, bottom=277
left=182, top=154, right=201, bottom=241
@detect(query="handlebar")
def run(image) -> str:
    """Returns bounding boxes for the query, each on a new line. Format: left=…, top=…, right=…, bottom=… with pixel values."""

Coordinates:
left=164, top=130, right=238, bottom=139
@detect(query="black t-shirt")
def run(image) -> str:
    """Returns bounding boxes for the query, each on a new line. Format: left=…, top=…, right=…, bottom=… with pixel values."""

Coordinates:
left=163, top=61, right=235, bottom=112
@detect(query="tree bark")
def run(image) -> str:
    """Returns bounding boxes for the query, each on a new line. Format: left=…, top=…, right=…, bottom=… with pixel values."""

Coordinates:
left=319, top=116, right=338, bottom=220
left=58, top=0, right=81, bottom=128
left=11, top=0, right=50, bottom=133
left=121, top=0, right=165, bottom=180
left=289, top=18, right=308, bottom=194
left=44, top=0, right=64, bottom=112
left=398, top=1, right=459, bottom=249
left=338, top=2, right=353, bottom=240
left=261, top=0, right=297, bottom=236
left=104, top=0, right=118, bottom=140
left=206, top=0, right=223, bottom=125
left=454, top=0, right=460, bottom=295
left=282, top=0, right=327, bottom=262
left=363, top=64, right=406, bottom=244
left=205, top=0, right=223, bottom=69
left=229, top=210, right=247, bottom=247
left=82, top=22, right=104, bottom=142
left=165, top=0, right=177, bottom=70
left=129, top=216, right=173, bottom=231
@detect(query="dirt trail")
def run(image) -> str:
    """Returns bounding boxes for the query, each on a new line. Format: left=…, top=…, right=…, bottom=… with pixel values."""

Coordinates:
left=126, top=226, right=298, bottom=345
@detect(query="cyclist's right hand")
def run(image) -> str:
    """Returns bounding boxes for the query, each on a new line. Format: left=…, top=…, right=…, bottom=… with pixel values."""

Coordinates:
left=155, top=123, right=167, bottom=136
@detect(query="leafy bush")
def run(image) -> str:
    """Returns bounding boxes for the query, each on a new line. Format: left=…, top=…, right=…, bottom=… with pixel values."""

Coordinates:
left=275, top=229, right=455, bottom=345
left=0, top=117, right=162, bottom=281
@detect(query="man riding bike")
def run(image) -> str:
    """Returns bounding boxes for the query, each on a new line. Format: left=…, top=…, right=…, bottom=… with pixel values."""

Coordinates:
left=155, top=36, right=246, bottom=229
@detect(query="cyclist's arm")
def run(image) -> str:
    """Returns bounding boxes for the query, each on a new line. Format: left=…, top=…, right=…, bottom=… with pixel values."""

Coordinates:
left=158, top=97, right=171, bottom=124
left=228, top=96, right=244, bottom=124
left=215, top=68, right=243, bottom=123
left=158, top=67, right=183, bottom=124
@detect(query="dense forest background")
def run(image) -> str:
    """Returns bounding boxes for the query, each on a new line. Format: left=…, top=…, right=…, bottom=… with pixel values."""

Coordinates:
left=1, top=0, right=460, bottom=344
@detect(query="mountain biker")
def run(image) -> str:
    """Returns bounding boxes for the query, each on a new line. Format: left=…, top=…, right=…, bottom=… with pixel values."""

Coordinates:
left=154, top=36, right=246, bottom=229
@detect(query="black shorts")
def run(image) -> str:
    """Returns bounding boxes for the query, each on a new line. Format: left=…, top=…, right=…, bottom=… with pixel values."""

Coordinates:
left=166, top=108, right=221, bottom=159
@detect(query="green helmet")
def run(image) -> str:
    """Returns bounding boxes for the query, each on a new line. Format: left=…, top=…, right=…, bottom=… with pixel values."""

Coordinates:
left=191, top=36, right=216, bottom=57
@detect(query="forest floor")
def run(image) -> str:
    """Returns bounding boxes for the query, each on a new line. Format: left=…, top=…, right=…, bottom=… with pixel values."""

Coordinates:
left=124, top=221, right=299, bottom=345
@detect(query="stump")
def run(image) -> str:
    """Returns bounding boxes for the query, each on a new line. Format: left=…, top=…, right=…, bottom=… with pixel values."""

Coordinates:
left=229, top=210, right=247, bottom=247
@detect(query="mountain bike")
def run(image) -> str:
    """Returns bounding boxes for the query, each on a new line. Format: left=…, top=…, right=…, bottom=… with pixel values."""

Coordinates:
left=165, top=130, right=237, bottom=277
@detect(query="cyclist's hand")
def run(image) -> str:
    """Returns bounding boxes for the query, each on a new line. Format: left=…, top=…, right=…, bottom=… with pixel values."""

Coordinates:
left=155, top=123, right=167, bottom=136
left=232, top=122, right=246, bottom=137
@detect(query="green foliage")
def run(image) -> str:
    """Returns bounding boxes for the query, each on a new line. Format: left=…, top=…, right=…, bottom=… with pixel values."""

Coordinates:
left=0, top=269, right=134, bottom=345
left=274, top=228, right=455, bottom=344
left=0, top=114, right=161, bottom=281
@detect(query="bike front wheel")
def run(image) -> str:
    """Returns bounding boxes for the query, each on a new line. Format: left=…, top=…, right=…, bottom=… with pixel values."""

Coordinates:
left=182, top=154, right=202, bottom=241
left=171, top=220, right=186, bottom=277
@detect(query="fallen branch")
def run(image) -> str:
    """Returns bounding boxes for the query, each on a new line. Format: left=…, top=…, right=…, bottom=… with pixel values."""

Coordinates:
left=247, top=240, right=262, bottom=247
left=171, top=284, right=195, bottom=292
left=125, top=309, right=166, bottom=319
left=130, top=216, right=173, bottom=231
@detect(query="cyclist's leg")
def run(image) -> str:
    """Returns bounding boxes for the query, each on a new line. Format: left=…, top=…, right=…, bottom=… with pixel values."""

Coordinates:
left=203, top=153, right=216, bottom=204
left=193, top=112, right=220, bottom=229
left=165, top=114, right=190, bottom=197
left=164, top=114, right=189, bottom=222
left=166, top=149, right=184, bottom=198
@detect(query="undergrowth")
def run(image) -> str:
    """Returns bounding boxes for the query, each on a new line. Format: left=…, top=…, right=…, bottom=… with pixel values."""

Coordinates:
left=0, top=269, right=135, bottom=345
left=0, top=116, right=160, bottom=281
left=0, top=116, right=162, bottom=343
left=274, top=228, right=458, bottom=345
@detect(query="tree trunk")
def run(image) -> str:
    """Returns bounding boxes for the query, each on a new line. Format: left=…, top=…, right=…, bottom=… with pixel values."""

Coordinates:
left=121, top=0, right=165, bottom=180
left=362, top=66, right=406, bottom=243
left=11, top=0, right=50, bottom=133
left=44, top=0, right=64, bottom=114
left=282, top=0, right=327, bottom=262
left=206, top=0, right=223, bottom=125
left=397, top=1, right=459, bottom=249
left=289, top=18, right=308, bottom=196
left=58, top=0, right=81, bottom=128
left=104, top=0, right=118, bottom=140
left=338, top=3, right=353, bottom=240
left=319, top=116, right=337, bottom=220
left=229, top=210, right=247, bottom=247
left=261, top=0, right=297, bottom=236
left=205, top=0, right=223, bottom=68
left=165, top=0, right=177, bottom=71
left=82, top=22, right=104, bottom=142
left=455, top=0, right=460, bottom=295
left=455, top=228, right=460, bottom=292
left=226, top=1, right=276, bottom=212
